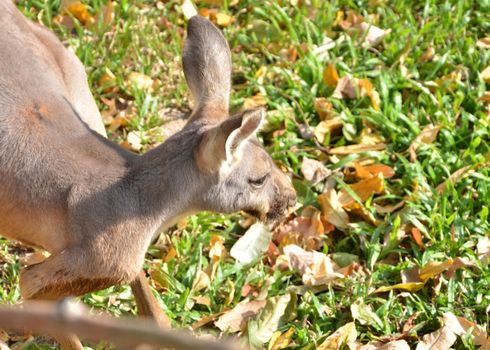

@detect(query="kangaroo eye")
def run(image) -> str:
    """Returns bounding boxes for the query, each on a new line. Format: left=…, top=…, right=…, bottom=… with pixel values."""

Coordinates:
left=249, top=174, right=268, bottom=188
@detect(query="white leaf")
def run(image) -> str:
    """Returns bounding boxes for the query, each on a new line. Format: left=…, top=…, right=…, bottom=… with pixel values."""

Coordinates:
left=231, top=223, right=271, bottom=264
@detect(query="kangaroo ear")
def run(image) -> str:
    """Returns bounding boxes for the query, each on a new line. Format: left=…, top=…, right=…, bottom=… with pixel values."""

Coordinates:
left=183, top=16, right=231, bottom=124
left=195, top=109, right=264, bottom=173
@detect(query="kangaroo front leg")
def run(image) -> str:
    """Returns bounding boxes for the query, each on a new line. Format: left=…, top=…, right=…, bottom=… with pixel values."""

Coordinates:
left=130, top=270, right=171, bottom=328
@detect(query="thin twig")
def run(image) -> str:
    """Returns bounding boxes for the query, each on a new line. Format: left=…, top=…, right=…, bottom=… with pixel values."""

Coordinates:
left=0, top=300, right=241, bottom=350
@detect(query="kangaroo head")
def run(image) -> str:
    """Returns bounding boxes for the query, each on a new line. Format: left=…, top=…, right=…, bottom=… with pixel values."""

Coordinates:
left=181, top=16, right=296, bottom=222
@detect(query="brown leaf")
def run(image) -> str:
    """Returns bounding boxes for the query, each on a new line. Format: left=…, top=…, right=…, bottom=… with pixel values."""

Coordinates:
left=301, top=157, right=331, bottom=184
left=436, top=165, right=473, bottom=193
left=100, top=0, right=114, bottom=26
left=329, top=143, right=386, bottom=155
left=214, top=300, right=267, bottom=332
left=443, top=312, right=489, bottom=347
left=317, top=322, right=357, bottom=350
left=282, top=244, right=343, bottom=286
left=409, top=124, right=441, bottom=162
left=332, top=76, right=380, bottom=109
left=338, top=173, right=385, bottom=207
left=323, top=64, right=339, bottom=88
left=273, top=212, right=334, bottom=250
left=356, top=22, right=391, bottom=48
left=318, top=188, right=350, bottom=229
left=410, top=227, right=424, bottom=249
left=415, top=326, right=457, bottom=350
left=355, top=340, right=410, bottom=350
left=98, top=67, right=117, bottom=92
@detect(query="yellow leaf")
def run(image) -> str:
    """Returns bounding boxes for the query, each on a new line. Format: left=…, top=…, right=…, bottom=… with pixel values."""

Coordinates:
left=64, top=1, right=93, bottom=25
left=374, top=282, right=425, bottom=293
left=323, top=64, right=339, bottom=88
left=215, top=12, right=233, bottom=27
left=338, top=173, right=385, bottom=207
left=418, top=259, right=454, bottom=282
left=358, top=78, right=380, bottom=110
left=481, top=66, right=490, bottom=83
left=268, top=327, right=295, bottom=350
left=163, top=247, right=178, bottom=263
left=318, top=322, right=357, bottom=350
left=329, top=143, right=386, bottom=155
left=98, top=67, right=116, bottom=92
left=318, top=188, right=350, bottom=229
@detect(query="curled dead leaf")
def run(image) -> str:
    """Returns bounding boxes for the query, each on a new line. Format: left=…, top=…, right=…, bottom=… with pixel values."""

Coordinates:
left=408, top=124, right=440, bottom=162
left=314, top=97, right=335, bottom=120
left=415, top=326, right=457, bottom=350
left=314, top=117, right=343, bottom=143
left=329, top=143, right=386, bottom=155
left=214, top=299, right=267, bottom=332
left=283, top=244, right=343, bottom=286
left=338, top=173, right=385, bottom=207
left=436, top=165, right=473, bottom=193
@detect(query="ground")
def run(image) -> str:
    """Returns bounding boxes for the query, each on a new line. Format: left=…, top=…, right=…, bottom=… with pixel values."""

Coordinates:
left=1, top=0, right=489, bottom=349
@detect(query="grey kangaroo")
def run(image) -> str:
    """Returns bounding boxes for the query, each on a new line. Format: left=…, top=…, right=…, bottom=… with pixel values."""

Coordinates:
left=0, top=1, right=296, bottom=348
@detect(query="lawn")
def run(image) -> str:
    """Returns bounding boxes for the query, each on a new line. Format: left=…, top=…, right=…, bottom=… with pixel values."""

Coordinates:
left=1, top=0, right=489, bottom=349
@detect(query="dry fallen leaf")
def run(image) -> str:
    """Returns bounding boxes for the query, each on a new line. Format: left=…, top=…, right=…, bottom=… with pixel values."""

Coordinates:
left=357, top=22, right=391, bottom=48
left=273, top=211, right=334, bottom=250
left=323, top=64, right=339, bottom=88
left=214, top=299, right=267, bottom=332
left=62, top=1, right=94, bottom=25
left=191, top=270, right=210, bottom=292
left=354, top=162, right=395, bottom=179
left=436, top=165, right=473, bottom=193
left=317, top=322, right=357, bottom=350
left=477, top=37, right=490, bottom=49
left=355, top=340, right=410, bottom=350
left=318, top=188, right=350, bottom=229
left=283, top=244, right=343, bottom=286
left=409, top=124, right=441, bottom=162
left=443, top=312, right=489, bottom=347
left=481, top=66, right=490, bottom=83
left=415, top=326, right=457, bottom=350
left=418, top=259, right=454, bottom=282
left=338, top=173, right=385, bottom=207
left=230, top=223, right=272, bottom=264
left=250, top=294, right=293, bottom=344
left=301, top=157, right=331, bottom=184
left=314, top=97, right=335, bottom=120
left=268, top=327, right=295, bottom=350
left=477, top=237, right=490, bottom=265
left=209, top=235, right=226, bottom=262
left=374, top=282, right=425, bottom=293
left=243, top=93, right=267, bottom=110
left=314, top=117, right=343, bottom=143
left=127, top=72, right=154, bottom=91
left=98, top=67, right=117, bottom=93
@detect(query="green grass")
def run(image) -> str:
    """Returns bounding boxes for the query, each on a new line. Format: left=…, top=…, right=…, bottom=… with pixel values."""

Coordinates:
left=3, top=0, right=490, bottom=349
